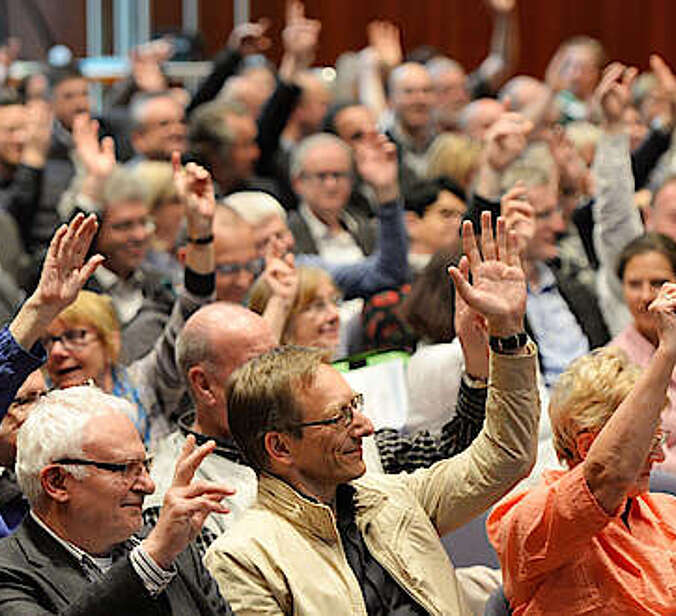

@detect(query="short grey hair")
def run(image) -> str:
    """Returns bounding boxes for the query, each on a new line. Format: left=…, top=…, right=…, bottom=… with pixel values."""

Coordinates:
left=129, top=91, right=179, bottom=133
left=102, top=165, right=149, bottom=210
left=223, top=191, right=287, bottom=225
left=426, top=56, right=464, bottom=80
left=290, top=132, right=352, bottom=179
left=16, top=386, right=139, bottom=508
left=188, top=99, right=249, bottom=160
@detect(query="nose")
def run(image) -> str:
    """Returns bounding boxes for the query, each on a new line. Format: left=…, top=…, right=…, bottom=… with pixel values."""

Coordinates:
left=639, top=281, right=657, bottom=304
left=550, top=209, right=566, bottom=233
left=351, top=411, right=375, bottom=438
left=133, top=467, right=156, bottom=495
left=48, top=339, right=72, bottom=360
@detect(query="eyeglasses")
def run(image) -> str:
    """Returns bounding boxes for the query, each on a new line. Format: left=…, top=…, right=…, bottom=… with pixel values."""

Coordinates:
left=41, top=328, right=96, bottom=352
left=10, top=378, right=97, bottom=407
left=215, top=257, right=264, bottom=276
left=296, top=393, right=364, bottom=429
left=54, top=456, right=154, bottom=481
left=301, top=171, right=352, bottom=183
left=300, top=294, right=342, bottom=315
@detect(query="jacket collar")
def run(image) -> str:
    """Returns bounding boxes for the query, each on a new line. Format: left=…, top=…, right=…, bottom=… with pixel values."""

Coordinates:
left=257, top=473, right=389, bottom=540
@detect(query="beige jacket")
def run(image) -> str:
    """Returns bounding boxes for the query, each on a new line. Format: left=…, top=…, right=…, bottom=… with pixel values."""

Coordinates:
left=204, top=346, right=540, bottom=616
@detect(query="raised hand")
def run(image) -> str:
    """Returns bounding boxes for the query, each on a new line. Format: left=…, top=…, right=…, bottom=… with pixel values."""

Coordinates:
left=483, top=110, right=532, bottom=171
left=454, top=257, right=489, bottom=379
left=485, top=0, right=516, bottom=13
left=500, top=181, right=535, bottom=255
left=280, top=0, right=321, bottom=78
left=367, top=21, right=402, bottom=71
left=130, top=38, right=172, bottom=93
left=72, top=113, right=116, bottom=180
left=9, top=214, right=104, bottom=350
left=228, top=18, right=272, bottom=56
left=448, top=212, right=526, bottom=337
left=142, top=435, right=235, bottom=569
left=649, top=54, right=676, bottom=128
left=354, top=133, right=399, bottom=203
left=592, top=62, right=637, bottom=131
left=172, top=151, right=215, bottom=239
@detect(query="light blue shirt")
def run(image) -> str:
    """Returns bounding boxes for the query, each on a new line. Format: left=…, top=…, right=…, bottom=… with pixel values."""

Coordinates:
left=527, top=262, right=589, bottom=387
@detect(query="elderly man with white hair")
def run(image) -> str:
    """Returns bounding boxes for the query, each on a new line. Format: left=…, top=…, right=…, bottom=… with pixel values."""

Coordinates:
left=0, top=385, right=234, bottom=615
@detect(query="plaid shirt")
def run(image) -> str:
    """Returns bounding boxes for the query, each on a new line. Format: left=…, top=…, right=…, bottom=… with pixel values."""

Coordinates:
left=375, top=377, right=487, bottom=474
left=143, top=380, right=487, bottom=556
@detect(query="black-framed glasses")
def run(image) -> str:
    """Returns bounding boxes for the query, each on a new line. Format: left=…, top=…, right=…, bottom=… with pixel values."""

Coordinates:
left=54, top=456, right=154, bottom=481
left=10, top=378, right=97, bottom=407
left=296, top=393, right=364, bottom=429
left=41, top=328, right=96, bottom=352
left=215, top=257, right=265, bottom=276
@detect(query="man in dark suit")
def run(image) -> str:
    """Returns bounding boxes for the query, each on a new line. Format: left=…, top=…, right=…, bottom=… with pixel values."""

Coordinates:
left=0, top=385, right=234, bottom=615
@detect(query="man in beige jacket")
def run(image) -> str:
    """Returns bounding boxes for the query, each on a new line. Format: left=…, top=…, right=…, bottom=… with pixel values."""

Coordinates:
left=204, top=213, right=540, bottom=615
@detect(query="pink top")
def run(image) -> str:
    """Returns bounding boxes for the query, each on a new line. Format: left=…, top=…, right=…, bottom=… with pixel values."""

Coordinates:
left=610, top=323, right=676, bottom=474
left=487, top=465, right=676, bottom=615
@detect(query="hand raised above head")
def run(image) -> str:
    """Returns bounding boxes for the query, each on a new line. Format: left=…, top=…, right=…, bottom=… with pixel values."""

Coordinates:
left=354, top=133, right=399, bottom=203
left=172, top=152, right=215, bottom=238
left=483, top=110, right=532, bottom=171
left=500, top=181, right=535, bottom=256
left=592, top=62, right=637, bottom=130
left=448, top=212, right=526, bottom=337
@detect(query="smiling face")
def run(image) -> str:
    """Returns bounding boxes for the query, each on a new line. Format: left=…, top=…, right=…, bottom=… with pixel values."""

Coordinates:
left=390, top=63, right=434, bottom=133
left=63, top=413, right=155, bottom=554
left=285, top=278, right=341, bottom=352
left=622, top=251, right=676, bottom=345
left=285, top=364, right=374, bottom=499
left=45, top=320, right=112, bottom=390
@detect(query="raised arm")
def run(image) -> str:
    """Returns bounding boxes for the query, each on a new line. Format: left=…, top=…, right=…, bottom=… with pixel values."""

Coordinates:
left=584, top=283, right=676, bottom=514
left=402, top=213, right=539, bottom=535
left=591, top=62, right=643, bottom=335
left=473, top=0, right=520, bottom=94
left=1, top=214, right=102, bottom=414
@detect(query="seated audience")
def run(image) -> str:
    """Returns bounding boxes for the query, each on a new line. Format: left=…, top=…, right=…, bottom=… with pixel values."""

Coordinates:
left=488, top=282, right=676, bottom=614
left=42, top=160, right=217, bottom=446
left=0, top=385, right=234, bottom=615
left=204, top=214, right=539, bottom=614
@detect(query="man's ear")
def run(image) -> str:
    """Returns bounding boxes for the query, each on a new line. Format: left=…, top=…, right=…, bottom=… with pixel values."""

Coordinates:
left=291, top=175, right=305, bottom=199
left=40, top=465, right=72, bottom=504
left=188, top=365, right=215, bottom=405
left=176, top=246, right=187, bottom=265
left=643, top=204, right=655, bottom=231
left=264, top=432, right=295, bottom=469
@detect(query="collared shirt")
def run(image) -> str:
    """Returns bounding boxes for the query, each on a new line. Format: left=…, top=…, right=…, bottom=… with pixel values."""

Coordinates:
left=30, top=510, right=175, bottom=595
left=488, top=465, right=676, bottom=615
left=526, top=262, right=589, bottom=387
left=298, top=202, right=364, bottom=265
left=93, top=265, right=145, bottom=325
left=336, top=484, right=429, bottom=616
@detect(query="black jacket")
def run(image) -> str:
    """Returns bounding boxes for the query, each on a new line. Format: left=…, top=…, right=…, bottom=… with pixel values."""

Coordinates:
left=0, top=514, right=232, bottom=616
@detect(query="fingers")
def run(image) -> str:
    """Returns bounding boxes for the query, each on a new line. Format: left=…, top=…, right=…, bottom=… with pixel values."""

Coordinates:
left=506, top=229, right=522, bottom=268
left=181, top=480, right=236, bottom=500
left=496, top=216, right=508, bottom=261
left=78, top=254, right=105, bottom=283
left=461, top=220, right=483, bottom=279
left=480, top=211, right=497, bottom=261
left=448, top=263, right=477, bottom=309
left=172, top=435, right=216, bottom=487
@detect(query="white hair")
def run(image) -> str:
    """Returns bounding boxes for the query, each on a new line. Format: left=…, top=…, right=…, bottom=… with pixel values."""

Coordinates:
left=16, top=386, right=138, bottom=508
left=289, top=132, right=352, bottom=179
left=222, top=191, right=287, bottom=226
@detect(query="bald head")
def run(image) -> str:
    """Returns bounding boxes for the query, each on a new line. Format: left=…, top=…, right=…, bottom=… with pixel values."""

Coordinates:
left=459, top=98, right=503, bottom=141
left=177, top=302, right=276, bottom=436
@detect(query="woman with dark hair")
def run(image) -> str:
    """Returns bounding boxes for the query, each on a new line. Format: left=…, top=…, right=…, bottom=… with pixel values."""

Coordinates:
left=611, top=232, right=676, bottom=472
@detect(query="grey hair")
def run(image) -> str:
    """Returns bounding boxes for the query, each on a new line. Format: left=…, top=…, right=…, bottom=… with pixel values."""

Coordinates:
left=129, top=91, right=178, bottom=132
left=289, top=132, right=352, bottom=179
left=223, top=191, right=287, bottom=225
left=16, top=386, right=139, bottom=508
left=102, top=165, right=149, bottom=209
left=188, top=99, right=249, bottom=160
left=387, top=62, right=430, bottom=98
left=426, top=56, right=464, bottom=80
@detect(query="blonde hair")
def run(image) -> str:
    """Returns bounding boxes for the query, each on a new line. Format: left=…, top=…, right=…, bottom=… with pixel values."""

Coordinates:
left=248, top=266, right=338, bottom=344
left=426, top=133, right=481, bottom=190
left=129, top=161, right=178, bottom=212
left=548, top=347, right=649, bottom=467
left=56, top=291, right=120, bottom=364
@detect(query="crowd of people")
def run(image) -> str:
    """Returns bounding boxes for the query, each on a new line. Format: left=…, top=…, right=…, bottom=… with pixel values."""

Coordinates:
left=0, top=0, right=675, bottom=613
